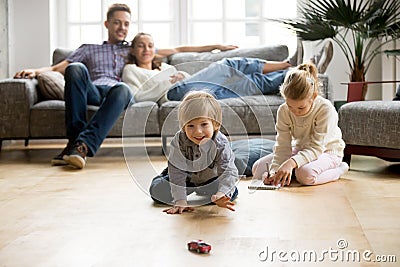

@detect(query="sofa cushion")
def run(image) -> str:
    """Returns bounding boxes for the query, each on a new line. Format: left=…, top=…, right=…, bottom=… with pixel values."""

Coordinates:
left=30, top=100, right=161, bottom=138
left=37, top=71, right=65, bottom=100
left=158, top=95, right=280, bottom=137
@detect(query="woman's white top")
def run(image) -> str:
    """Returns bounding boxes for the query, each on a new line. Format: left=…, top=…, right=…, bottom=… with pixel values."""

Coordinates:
left=122, top=62, right=189, bottom=103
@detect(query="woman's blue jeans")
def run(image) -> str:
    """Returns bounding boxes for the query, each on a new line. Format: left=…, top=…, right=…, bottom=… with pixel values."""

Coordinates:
left=167, top=57, right=288, bottom=101
left=64, top=62, right=132, bottom=156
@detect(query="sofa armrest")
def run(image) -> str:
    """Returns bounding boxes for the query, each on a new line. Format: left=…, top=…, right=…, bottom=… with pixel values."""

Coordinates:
left=0, top=78, right=39, bottom=139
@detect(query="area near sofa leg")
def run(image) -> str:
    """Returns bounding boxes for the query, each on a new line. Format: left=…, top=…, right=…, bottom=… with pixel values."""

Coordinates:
left=161, top=136, right=168, bottom=156
left=24, top=139, right=29, bottom=147
left=343, top=151, right=351, bottom=166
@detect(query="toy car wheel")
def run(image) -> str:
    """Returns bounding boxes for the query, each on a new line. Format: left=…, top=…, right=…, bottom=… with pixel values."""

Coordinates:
left=197, top=248, right=201, bottom=253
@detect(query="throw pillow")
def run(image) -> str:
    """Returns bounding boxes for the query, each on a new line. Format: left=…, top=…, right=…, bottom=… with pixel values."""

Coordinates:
left=37, top=71, right=65, bottom=100
left=231, top=138, right=275, bottom=177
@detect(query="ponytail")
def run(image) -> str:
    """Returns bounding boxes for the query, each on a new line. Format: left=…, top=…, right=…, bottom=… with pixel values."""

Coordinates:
left=280, top=63, right=319, bottom=100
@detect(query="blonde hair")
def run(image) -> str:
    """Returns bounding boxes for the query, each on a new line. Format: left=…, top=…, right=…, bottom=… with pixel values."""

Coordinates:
left=178, top=91, right=222, bottom=130
left=280, top=63, right=319, bottom=100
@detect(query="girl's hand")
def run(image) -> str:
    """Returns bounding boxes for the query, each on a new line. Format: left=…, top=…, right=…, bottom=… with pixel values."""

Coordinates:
left=262, top=171, right=273, bottom=185
left=211, top=193, right=235, bottom=211
left=271, top=159, right=297, bottom=186
left=163, top=200, right=194, bottom=214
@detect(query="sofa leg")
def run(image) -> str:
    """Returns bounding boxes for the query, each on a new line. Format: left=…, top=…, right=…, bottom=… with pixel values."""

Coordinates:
left=24, top=138, right=29, bottom=147
left=0, top=139, right=2, bottom=151
left=343, top=153, right=351, bottom=166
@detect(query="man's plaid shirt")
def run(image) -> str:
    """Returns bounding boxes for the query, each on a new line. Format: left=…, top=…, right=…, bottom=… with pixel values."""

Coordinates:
left=66, top=41, right=130, bottom=87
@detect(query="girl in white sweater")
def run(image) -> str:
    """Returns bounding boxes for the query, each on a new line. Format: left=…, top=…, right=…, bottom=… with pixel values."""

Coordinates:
left=252, top=63, right=348, bottom=186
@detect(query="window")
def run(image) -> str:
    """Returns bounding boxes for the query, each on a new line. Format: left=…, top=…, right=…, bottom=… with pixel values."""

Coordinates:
left=56, top=0, right=298, bottom=53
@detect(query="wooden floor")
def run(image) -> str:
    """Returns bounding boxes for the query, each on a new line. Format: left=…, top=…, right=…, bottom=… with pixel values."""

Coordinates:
left=0, top=139, right=399, bottom=267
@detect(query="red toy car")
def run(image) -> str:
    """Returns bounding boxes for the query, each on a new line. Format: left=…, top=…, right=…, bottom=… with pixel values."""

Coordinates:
left=187, top=240, right=212, bottom=254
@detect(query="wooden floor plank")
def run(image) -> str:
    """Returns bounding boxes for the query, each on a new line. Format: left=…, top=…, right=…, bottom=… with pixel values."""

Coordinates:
left=0, top=139, right=398, bottom=266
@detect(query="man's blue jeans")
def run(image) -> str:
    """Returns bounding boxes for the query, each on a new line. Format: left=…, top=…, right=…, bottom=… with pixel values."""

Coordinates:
left=167, top=58, right=288, bottom=101
left=64, top=63, right=132, bottom=156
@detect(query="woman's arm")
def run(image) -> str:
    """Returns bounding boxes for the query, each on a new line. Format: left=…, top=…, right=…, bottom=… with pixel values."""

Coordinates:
left=262, top=61, right=291, bottom=74
left=156, top=44, right=238, bottom=58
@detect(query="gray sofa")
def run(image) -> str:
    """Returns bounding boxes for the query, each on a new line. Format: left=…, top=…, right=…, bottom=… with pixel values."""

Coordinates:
left=0, top=45, right=333, bottom=151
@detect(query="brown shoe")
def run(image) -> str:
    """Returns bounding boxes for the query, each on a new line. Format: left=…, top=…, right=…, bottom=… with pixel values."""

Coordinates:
left=64, top=141, right=88, bottom=169
left=51, top=141, right=74, bottom=166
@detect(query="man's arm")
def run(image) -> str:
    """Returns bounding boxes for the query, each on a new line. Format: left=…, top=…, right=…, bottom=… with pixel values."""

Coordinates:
left=14, top=60, right=70, bottom=79
left=156, top=44, right=238, bottom=58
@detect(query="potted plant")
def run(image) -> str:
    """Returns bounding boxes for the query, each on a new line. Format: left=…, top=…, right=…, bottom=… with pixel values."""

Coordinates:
left=276, top=0, right=400, bottom=99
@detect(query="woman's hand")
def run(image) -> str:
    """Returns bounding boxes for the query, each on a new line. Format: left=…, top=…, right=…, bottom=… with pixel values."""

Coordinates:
left=169, top=72, right=186, bottom=84
left=216, top=44, right=238, bottom=51
left=270, top=159, right=297, bottom=187
left=211, top=192, right=235, bottom=211
left=163, top=200, right=194, bottom=214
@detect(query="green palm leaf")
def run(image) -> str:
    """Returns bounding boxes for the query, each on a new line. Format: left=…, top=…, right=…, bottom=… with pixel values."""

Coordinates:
left=274, top=0, right=400, bottom=83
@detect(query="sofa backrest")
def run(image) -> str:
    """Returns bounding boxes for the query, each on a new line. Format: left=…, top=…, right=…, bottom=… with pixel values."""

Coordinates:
left=52, top=44, right=289, bottom=73
left=167, top=45, right=289, bottom=74
left=52, top=48, right=73, bottom=66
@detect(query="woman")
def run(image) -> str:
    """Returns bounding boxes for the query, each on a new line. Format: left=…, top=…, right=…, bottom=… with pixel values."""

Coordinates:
left=122, top=32, right=292, bottom=103
left=122, top=32, right=238, bottom=103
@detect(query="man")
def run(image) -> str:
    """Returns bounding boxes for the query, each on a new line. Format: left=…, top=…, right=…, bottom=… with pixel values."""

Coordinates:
left=14, top=3, right=236, bottom=169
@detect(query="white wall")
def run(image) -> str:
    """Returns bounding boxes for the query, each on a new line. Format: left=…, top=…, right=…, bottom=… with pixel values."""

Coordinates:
left=381, top=40, right=399, bottom=100
left=8, top=0, right=396, bottom=101
left=0, top=0, right=9, bottom=79
left=9, top=0, right=51, bottom=75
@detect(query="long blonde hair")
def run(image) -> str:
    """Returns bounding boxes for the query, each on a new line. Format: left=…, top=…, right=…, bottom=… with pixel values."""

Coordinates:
left=280, top=63, right=319, bottom=100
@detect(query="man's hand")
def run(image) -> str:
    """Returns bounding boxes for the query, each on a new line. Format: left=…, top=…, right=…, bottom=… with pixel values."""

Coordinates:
left=211, top=192, right=235, bottom=211
left=14, top=69, right=37, bottom=79
left=163, top=200, right=194, bottom=214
